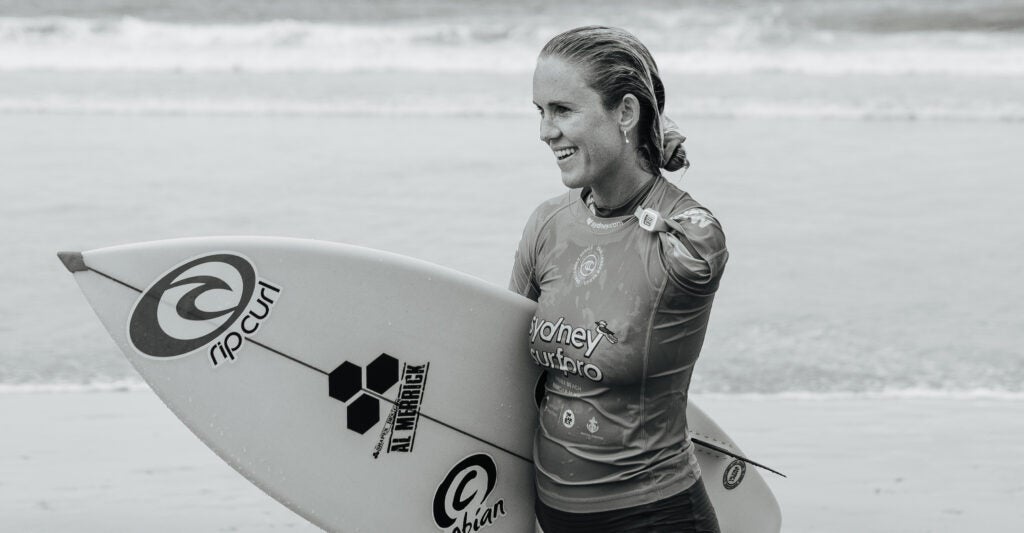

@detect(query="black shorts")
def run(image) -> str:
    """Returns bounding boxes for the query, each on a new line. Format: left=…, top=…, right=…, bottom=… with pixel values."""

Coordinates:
left=535, top=479, right=721, bottom=533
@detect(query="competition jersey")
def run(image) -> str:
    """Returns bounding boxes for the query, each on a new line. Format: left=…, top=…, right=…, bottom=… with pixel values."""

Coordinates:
left=509, top=175, right=728, bottom=513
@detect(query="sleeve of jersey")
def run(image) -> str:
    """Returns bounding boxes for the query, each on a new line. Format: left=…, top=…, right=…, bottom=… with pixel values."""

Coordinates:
left=658, top=207, right=729, bottom=293
left=508, top=207, right=543, bottom=302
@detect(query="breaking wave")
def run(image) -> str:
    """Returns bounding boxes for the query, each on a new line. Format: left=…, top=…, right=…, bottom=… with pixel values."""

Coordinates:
left=2, top=16, right=1023, bottom=76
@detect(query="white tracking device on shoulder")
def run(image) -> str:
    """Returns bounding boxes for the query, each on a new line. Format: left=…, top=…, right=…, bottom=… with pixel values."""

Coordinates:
left=636, top=207, right=663, bottom=233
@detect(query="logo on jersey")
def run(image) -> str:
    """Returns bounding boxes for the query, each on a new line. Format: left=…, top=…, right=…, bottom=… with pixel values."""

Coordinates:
left=529, top=317, right=615, bottom=357
left=586, top=417, right=599, bottom=434
left=433, top=454, right=507, bottom=532
left=127, top=252, right=281, bottom=366
left=723, top=459, right=746, bottom=490
left=572, top=245, right=604, bottom=286
left=527, top=316, right=619, bottom=382
left=585, top=217, right=628, bottom=231
left=561, top=409, right=575, bottom=428
left=594, top=321, right=618, bottom=344
left=672, top=208, right=715, bottom=229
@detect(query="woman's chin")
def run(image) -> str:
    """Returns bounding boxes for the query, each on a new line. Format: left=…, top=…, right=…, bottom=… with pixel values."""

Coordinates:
left=559, top=171, right=587, bottom=190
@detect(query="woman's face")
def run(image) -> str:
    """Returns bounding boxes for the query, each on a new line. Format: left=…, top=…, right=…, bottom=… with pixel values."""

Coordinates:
left=533, top=56, right=629, bottom=191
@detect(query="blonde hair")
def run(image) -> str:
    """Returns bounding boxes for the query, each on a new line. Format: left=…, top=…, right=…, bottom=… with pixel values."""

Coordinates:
left=540, top=26, right=667, bottom=174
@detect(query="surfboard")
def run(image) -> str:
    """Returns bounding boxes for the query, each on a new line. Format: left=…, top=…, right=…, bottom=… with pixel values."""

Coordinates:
left=59, top=237, right=781, bottom=533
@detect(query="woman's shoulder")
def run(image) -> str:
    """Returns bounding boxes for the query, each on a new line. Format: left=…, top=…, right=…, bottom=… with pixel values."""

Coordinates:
left=650, top=177, right=722, bottom=227
left=535, top=189, right=576, bottom=214
left=523, top=190, right=577, bottom=231
left=647, top=178, right=728, bottom=288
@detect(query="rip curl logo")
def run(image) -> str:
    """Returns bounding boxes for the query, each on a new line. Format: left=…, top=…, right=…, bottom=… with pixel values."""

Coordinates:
left=572, top=245, right=604, bottom=286
left=433, top=454, right=507, bottom=533
left=672, top=208, right=716, bottom=229
left=127, top=253, right=281, bottom=366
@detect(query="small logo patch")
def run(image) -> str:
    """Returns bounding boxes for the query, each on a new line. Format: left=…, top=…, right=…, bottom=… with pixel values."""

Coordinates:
left=672, top=208, right=715, bottom=229
left=572, top=245, right=604, bottom=286
left=723, top=459, right=746, bottom=490
left=585, top=217, right=628, bottom=231
left=561, top=409, right=575, bottom=428
left=594, top=321, right=618, bottom=344
left=586, top=417, right=599, bottom=434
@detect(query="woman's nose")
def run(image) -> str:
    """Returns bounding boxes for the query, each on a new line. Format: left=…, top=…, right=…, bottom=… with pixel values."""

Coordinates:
left=539, top=117, right=559, bottom=143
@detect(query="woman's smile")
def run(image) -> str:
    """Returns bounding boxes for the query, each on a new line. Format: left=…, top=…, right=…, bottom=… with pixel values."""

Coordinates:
left=553, top=146, right=578, bottom=162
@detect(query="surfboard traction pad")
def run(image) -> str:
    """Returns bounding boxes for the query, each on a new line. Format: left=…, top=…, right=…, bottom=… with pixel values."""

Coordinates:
left=57, top=251, right=87, bottom=272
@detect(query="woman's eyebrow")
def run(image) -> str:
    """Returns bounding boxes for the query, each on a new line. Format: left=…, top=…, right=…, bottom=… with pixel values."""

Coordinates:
left=534, top=100, right=574, bottom=107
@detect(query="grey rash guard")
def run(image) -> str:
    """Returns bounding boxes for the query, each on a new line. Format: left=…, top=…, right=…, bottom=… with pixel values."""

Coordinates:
left=509, top=175, right=728, bottom=513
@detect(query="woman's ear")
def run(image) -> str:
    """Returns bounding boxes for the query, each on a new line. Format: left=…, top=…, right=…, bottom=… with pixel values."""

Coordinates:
left=616, top=93, right=642, bottom=132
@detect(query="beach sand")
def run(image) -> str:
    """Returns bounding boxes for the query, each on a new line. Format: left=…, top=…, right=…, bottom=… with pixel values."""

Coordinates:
left=3, top=390, right=1022, bottom=532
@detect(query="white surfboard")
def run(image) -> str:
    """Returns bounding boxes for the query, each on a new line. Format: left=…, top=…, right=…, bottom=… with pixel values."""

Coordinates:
left=59, top=237, right=781, bottom=533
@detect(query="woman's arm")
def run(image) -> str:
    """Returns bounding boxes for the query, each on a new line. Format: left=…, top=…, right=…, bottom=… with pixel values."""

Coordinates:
left=509, top=209, right=542, bottom=301
left=641, top=205, right=728, bottom=290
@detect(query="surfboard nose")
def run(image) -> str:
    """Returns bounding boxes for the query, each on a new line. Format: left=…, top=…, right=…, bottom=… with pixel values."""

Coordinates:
left=57, top=251, right=86, bottom=273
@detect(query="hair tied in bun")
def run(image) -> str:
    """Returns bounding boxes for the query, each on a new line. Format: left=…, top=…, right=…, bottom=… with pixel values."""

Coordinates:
left=661, top=115, right=689, bottom=172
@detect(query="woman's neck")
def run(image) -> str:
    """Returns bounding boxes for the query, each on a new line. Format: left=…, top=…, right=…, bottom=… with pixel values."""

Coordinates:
left=588, top=166, right=656, bottom=210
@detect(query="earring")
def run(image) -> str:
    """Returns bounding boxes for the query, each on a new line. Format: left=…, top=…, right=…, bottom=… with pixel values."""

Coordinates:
left=622, top=129, right=630, bottom=144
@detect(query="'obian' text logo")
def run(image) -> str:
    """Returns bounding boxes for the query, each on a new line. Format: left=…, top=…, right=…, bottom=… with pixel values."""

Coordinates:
left=433, top=454, right=506, bottom=533
left=128, top=253, right=281, bottom=366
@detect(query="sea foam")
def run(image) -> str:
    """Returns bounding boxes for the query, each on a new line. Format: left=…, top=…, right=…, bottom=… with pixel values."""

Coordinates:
left=1, top=16, right=1023, bottom=76
left=2, top=95, right=1022, bottom=122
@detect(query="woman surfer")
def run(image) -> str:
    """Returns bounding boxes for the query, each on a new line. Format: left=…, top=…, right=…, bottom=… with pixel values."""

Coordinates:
left=509, top=26, right=727, bottom=533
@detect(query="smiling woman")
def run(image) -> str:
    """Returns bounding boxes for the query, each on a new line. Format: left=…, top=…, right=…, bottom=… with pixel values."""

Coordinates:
left=533, top=56, right=633, bottom=194
left=532, top=43, right=688, bottom=206
left=511, top=26, right=728, bottom=533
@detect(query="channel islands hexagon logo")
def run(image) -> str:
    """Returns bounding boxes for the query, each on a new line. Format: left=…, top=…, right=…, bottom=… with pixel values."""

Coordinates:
left=328, top=353, right=400, bottom=434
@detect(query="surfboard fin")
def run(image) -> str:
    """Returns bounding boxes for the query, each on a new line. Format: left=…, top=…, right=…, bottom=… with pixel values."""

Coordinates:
left=57, top=251, right=87, bottom=273
left=693, top=438, right=787, bottom=478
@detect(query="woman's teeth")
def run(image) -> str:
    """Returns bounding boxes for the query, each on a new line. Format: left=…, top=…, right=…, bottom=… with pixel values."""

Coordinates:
left=555, top=147, right=578, bottom=160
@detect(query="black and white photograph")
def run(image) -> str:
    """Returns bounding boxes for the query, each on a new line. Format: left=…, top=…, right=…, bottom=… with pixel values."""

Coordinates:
left=2, top=1, right=1022, bottom=531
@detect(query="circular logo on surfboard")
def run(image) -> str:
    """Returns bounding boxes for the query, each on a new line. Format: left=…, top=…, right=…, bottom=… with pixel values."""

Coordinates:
left=433, top=454, right=506, bottom=531
left=723, top=459, right=746, bottom=490
left=128, top=252, right=280, bottom=364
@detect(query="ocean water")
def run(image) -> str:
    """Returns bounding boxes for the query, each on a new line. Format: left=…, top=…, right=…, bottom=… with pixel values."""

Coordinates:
left=1, top=0, right=1023, bottom=119
left=1, top=0, right=1022, bottom=395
